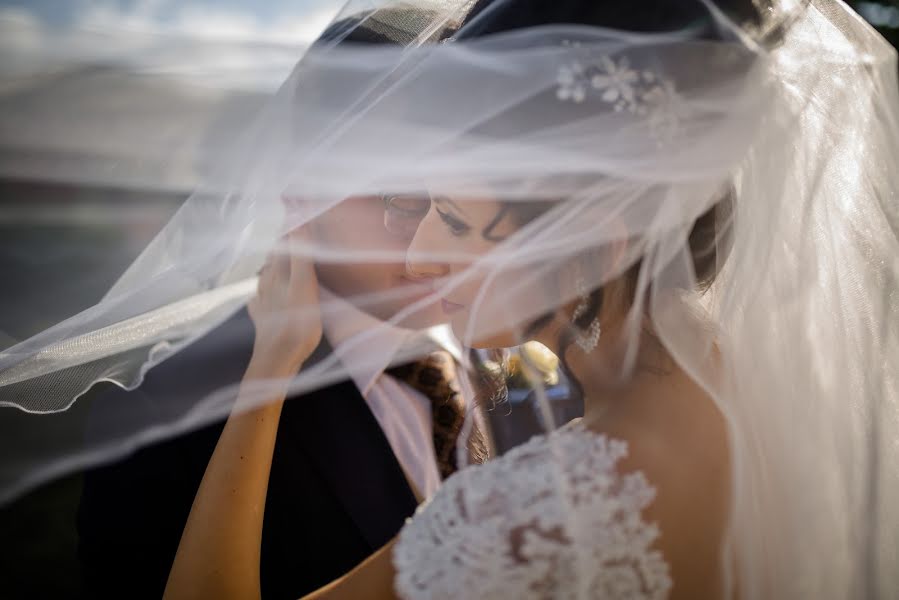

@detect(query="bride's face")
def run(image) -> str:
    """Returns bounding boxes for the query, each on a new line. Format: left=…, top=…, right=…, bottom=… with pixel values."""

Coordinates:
left=405, top=194, right=532, bottom=348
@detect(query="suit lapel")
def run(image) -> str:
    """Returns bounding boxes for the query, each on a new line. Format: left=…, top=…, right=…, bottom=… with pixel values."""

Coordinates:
left=171, top=308, right=420, bottom=550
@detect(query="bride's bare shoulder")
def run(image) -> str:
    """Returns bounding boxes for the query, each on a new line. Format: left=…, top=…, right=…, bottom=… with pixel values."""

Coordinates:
left=590, top=367, right=731, bottom=600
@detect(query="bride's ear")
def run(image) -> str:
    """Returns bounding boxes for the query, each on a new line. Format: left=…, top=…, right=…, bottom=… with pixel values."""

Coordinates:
left=551, top=216, right=630, bottom=326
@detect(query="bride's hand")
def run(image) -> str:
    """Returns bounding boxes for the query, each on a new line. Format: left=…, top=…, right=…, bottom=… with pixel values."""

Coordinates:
left=248, top=228, right=322, bottom=376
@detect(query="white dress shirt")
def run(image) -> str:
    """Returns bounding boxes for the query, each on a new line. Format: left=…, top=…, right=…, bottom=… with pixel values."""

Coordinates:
left=321, top=293, right=464, bottom=501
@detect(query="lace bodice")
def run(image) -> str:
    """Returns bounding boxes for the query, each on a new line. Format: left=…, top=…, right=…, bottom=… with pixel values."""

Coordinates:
left=393, top=422, right=672, bottom=599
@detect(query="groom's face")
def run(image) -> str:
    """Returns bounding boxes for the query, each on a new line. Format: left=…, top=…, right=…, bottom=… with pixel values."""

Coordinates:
left=309, top=195, right=445, bottom=328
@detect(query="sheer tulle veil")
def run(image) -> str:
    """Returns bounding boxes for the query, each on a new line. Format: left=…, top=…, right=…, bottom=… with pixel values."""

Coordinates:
left=1, top=0, right=897, bottom=597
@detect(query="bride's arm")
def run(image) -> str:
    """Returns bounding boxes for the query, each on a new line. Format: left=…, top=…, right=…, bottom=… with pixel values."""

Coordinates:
left=162, top=358, right=299, bottom=600
left=164, top=232, right=326, bottom=600
left=301, top=538, right=399, bottom=600
left=164, top=354, right=400, bottom=600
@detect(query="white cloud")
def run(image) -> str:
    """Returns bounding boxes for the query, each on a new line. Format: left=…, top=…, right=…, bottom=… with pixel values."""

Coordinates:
left=75, top=0, right=341, bottom=44
left=0, top=1, right=347, bottom=190
left=0, top=7, right=45, bottom=54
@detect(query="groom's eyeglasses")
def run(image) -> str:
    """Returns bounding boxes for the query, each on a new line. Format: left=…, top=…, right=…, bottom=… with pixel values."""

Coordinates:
left=382, top=192, right=431, bottom=240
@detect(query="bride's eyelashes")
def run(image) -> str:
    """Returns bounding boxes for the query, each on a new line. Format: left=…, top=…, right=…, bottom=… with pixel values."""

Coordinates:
left=435, top=207, right=472, bottom=237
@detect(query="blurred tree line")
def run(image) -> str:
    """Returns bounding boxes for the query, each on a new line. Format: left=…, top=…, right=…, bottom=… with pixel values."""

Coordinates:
left=850, top=0, right=899, bottom=48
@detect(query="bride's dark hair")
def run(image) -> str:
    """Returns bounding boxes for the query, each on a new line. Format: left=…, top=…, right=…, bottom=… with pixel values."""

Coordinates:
left=458, top=0, right=780, bottom=40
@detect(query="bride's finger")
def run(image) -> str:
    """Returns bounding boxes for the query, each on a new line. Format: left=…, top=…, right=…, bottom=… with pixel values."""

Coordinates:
left=271, top=238, right=292, bottom=289
left=255, top=253, right=275, bottom=300
left=286, top=226, right=318, bottom=300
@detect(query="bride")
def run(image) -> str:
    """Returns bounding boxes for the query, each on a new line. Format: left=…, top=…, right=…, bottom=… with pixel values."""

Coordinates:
left=155, top=1, right=898, bottom=599
left=1, top=0, right=896, bottom=599
left=164, top=196, right=731, bottom=599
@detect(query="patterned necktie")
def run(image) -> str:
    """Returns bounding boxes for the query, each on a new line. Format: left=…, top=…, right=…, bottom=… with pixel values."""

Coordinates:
left=388, top=351, right=488, bottom=479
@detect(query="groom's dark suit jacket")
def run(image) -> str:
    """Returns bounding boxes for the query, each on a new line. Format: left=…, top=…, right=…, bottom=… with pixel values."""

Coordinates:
left=76, top=309, right=420, bottom=600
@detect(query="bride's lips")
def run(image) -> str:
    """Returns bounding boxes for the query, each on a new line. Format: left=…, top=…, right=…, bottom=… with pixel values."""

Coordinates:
left=400, top=274, right=465, bottom=314
left=441, top=298, right=465, bottom=314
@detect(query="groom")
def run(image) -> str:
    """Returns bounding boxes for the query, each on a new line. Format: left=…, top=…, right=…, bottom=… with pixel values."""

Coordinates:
left=76, top=13, right=477, bottom=600
left=79, top=197, right=474, bottom=600
left=78, top=198, right=465, bottom=600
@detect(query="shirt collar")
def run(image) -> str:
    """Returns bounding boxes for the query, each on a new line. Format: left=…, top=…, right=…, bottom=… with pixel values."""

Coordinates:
left=320, top=290, right=460, bottom=396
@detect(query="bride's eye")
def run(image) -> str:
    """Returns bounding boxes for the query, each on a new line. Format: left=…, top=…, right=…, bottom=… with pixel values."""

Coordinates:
left=436, top=208, right=471, bottom=237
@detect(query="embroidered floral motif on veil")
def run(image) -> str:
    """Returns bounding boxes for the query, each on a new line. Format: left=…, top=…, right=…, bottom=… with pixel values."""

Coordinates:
left=556, top=49, right=683, bottom=145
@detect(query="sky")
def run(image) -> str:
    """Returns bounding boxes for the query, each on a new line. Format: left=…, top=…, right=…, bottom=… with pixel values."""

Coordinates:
left=0, top=0, right=351, bottom=92
left=2, top=1, right=895, bottom=75
left=0, top=0, right=347, bottom=43
left=0, top=1, right=357, bottom=191
left=0, top=1, right=895, bottom=192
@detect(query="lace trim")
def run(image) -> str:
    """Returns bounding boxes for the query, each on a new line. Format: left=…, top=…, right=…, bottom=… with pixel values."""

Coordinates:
left=394, top=422, right=672, bottom=599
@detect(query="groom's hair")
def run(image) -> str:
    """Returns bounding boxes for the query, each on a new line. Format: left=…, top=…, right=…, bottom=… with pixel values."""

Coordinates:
left=314, top=5, right=463, bottom=47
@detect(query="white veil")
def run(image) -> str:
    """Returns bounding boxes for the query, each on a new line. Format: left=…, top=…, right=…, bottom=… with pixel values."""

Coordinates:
left=1, top=0, right=897, bottom=597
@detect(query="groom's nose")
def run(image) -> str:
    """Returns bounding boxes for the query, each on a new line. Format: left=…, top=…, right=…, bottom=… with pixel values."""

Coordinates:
left=405, top=217, right=450, bottom=280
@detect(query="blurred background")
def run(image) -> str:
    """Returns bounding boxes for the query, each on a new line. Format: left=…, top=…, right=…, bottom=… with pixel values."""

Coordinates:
left=1, top=1, right=897, bottom=597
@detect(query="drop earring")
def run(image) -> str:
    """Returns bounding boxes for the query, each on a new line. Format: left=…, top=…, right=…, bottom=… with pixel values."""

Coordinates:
left=572, top=277, right=601, bottom=353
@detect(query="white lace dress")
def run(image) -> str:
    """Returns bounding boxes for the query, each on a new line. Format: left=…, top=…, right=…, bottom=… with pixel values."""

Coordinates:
left=393, top=421, right=672, bottom=599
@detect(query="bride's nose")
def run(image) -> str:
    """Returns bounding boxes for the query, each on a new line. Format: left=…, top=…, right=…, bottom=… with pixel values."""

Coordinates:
left=405, top=221, right=450, bottom=281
